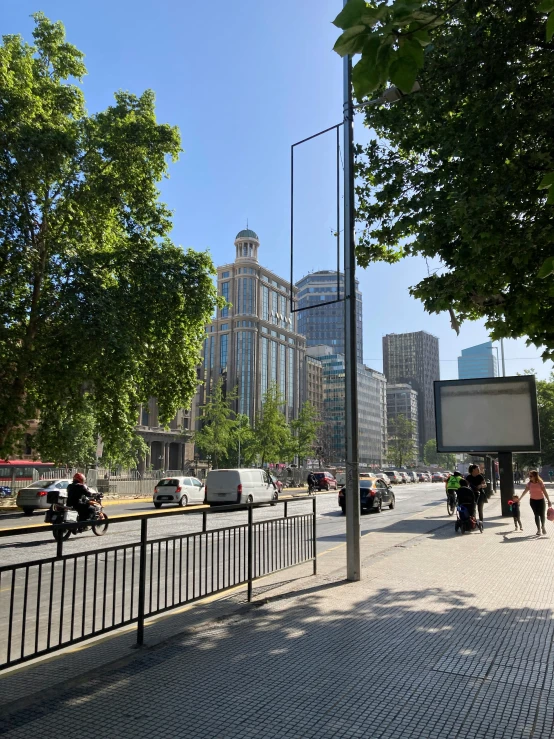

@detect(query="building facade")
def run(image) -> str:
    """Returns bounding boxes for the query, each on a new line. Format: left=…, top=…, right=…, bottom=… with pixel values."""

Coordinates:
left=386, top=383, right=419, bottom=456
left=458, top=341, right=498, bottom=379
left=382, top=331, right=440, bottom=453
left=136, top=400, right=194, bottom=471
left=200, top=229, right=306, bottom=425
left=307, top=348, right=387, bottom=466
left=295, top=271, right=363, bottom=364
left=304, top=354, right=324, bottom=418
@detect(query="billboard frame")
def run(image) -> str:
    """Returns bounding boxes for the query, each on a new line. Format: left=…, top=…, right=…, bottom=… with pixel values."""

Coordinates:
left=434, top=375, right=540, bottom=454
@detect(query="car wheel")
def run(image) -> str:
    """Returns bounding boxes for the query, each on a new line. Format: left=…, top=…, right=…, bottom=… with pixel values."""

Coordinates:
left=179, top=494, right=188, bottom=508
left=270, top=491, right=278, bottom=506
left=154, top=502, right=162, bottom=509
left=389, top=495, right=395, bottom=510
left=247, top=495, right=254, bottom=504
left=22, top=508, right=34, bottom=516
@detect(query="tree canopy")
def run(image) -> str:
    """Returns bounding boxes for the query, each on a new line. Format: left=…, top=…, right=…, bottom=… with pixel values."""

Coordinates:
left=333, top=1, right=554, bottom=357
left=0, top=14, right=221, bottom=463
left=388, top=414, right=417, bottom=467
left=424, top=438, right=456, bottom=469
left=253, top=385, right=293, bottom=466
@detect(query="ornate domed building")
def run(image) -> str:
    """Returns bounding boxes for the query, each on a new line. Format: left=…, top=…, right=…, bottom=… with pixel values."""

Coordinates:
left=199, top=229, right=305, bottom=424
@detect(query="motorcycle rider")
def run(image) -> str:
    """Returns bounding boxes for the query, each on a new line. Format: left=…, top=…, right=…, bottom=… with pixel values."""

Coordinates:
left=66, top=472, right=97, bottom=523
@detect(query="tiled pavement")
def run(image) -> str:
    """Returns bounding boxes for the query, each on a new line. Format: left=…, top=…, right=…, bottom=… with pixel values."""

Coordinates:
left=1, top=495, right=553, bottom=738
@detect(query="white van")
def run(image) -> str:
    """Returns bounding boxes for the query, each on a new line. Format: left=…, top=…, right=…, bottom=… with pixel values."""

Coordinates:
left=205, top=469, right=277, bottom=506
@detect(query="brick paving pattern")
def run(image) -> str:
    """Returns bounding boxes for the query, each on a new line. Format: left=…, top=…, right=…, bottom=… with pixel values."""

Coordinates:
left=1, top=495, right=553, bottom=738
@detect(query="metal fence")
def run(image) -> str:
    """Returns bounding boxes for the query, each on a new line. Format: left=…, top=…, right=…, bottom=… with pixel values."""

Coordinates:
left=0, top=497, right=316, bottom=670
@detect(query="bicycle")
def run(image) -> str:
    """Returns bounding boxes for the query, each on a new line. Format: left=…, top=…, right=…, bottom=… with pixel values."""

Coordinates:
left=446, top=490, right=457, bottom=516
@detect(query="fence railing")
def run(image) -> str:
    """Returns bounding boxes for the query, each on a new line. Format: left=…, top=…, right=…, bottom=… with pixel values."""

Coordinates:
left=0, top=497, right=316, bottom=670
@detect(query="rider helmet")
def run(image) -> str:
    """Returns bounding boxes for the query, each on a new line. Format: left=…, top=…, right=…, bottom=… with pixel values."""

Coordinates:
left=73, top=472, right=85, bottom=484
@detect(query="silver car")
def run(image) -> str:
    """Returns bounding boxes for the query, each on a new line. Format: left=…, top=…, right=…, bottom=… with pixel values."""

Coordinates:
left=153, top=476, right=205, bottom=508
left=17, top=479, right=71, bottom=516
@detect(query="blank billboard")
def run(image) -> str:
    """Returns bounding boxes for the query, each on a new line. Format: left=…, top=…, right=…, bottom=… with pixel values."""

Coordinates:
left=434, top=376, right=540, bottom=453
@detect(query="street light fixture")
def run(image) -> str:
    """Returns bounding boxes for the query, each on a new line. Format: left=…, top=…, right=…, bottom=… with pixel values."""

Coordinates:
left=343, top=44, right=420, bottom=581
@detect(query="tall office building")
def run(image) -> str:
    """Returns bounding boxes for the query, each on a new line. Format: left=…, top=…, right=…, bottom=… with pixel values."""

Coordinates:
left=307, top=346, right=387, bottom=466
left=382, top=331, right=440, bottom=452
left=295, top=271, right=363, bottom=364
left=386, top=384, right=419, bottom=456
left=200, top=229, right=306, bottom=425
left=458, top=341, right=498, bottom=379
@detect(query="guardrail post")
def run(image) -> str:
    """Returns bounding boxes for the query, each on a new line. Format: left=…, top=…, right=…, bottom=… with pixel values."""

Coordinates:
left=202, top=510, right=207, bottom=532
left=247, top=505, right=253, bottom=602
left=312, top=496, right=317, bottom=575
left=136, top=518, right=148, bottom=647
left=56, top=531, right=63, bottom=560
left=284, top=501, right=288, bottom=518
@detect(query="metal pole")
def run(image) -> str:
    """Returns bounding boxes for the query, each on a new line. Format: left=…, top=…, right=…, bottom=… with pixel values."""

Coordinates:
left=247, top=504, right=253, bottom=602
left=501, top=338, right=506, bottom=376
left=136, top=518, right=148, bottom=647
left=498, top=451, right=514, bottom=516
left=343, top=17, right=361, bottom=582
left=312, top=496, right=317, bottom=575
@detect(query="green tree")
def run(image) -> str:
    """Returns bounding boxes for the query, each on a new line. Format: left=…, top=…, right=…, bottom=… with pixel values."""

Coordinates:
left=33, top=396, right=98, bottom=468
left=424, top=439, right=456, bottom=470
left=388, top=414, right=416, bottom=468
left=290, top=401, right=321, bottom=465
left=194, top=380, right=237, bottom=469
left=253, top=385, right=292, bottom=466
left=333, top=1, right=554, bottom=355
left=516, top=371, right=554, bottom=470
left=0, top=14, right=221, bottom=462
left=223, top=414, right=257, bottom=468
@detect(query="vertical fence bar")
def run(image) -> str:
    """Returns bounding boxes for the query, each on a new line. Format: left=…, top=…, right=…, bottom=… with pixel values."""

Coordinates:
left=82, top=556, right=88, bottom=637
left=47, top=562, right=55, bottom=649
left=56, top=533, right=63, bottom=560
left=35, top=563, right=42, bottom=655
left=284, top=501, right=288, bottom=518
left=7, top=570, right=15, bottom=664
left=136, top=518, right=148, bottom=647
left=92, top=554, right=98, bottom=634
left=202, top=510, right=207, bottom=532
left=20, top=567, right=29, bottom=660
left=312, top=497, right=317, bottom=575
left=247, top=506, right=253, bottom=602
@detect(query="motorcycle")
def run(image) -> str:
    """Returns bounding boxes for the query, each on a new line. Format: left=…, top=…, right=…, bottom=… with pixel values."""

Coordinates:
left=45, top=491, right=109, bottom=542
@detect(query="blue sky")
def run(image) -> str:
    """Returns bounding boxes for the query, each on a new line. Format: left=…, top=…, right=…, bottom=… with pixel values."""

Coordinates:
left=2, top=0, right=552, bottom=380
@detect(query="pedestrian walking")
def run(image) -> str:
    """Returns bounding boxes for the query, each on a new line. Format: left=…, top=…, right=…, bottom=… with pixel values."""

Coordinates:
left=509, top=494, right=523, bottom=531
left=307, top=472, right=315, bottom=494
left=466, top=464, right=487, bottom=526
left=519, top=470, right=552, bottom=536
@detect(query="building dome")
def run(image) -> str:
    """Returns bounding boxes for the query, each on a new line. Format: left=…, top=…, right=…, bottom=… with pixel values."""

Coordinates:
left=235, top=228, right=259, bottom=241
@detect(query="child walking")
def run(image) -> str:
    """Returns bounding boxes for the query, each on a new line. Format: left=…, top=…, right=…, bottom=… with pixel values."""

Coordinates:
left=510, top=495, right=522, bottom=531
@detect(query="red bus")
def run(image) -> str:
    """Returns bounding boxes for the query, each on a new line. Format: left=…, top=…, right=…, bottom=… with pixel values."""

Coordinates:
left=0, top=460, right=55, bottom=491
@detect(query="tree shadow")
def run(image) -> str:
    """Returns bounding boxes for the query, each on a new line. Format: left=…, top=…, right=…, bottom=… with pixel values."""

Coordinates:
left=1, top=574, right=552, bottom=739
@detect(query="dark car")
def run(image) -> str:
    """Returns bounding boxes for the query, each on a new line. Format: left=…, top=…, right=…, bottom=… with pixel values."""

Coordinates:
left=313, top=472, right=337, bottom=491
left=338, top=477, right=395, bottom=514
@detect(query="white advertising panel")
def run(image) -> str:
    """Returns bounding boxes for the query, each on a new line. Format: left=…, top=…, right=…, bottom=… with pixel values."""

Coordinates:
left=434, top=376, right=540, bottom=453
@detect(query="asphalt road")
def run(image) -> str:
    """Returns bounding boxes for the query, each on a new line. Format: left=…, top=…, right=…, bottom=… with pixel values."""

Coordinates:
left=0, top=483, right=447, bottom=667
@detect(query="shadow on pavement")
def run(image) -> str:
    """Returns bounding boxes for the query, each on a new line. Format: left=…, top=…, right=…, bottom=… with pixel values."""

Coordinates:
left=1, top=578, right=552, bottom=739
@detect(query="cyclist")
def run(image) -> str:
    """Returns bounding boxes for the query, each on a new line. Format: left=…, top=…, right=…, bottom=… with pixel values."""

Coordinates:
left=446, top=470, right=462, bottom=515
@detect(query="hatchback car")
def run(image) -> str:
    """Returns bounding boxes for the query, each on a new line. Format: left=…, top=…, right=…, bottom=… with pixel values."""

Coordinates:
left=417, top=472, right=428, bottom=482
left=153, top=477, right=204, bottom=508
left=313, top=472, right=338, bottom=491
left=432, top=472, right=445, bottom=483
left=338, top=477, right=395, bottom=514
left=383, top=470, right=402, bottom=484
left=374, top=471, right=391, bottom=484
left=17, top=479, right=71, bottom=516
left=405, top=471, right=418, bottom=483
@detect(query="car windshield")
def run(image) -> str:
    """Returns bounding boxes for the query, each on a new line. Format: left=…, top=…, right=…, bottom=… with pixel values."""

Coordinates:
left=28, top=480, right=57, bottom=488
left=157, top=479, right=180, bottom=487
left=359, top=480, right=374, bottom=488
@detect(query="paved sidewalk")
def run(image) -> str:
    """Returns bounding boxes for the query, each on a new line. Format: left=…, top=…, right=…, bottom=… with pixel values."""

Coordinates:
left=1, top=495, right=553, bottom=738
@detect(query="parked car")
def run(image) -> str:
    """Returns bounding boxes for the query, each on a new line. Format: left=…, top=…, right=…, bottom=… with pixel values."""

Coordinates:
left=383, top=470, right=402, bottom=484
left=153, top=476, right=205, bottom=508
left=17, top=479, right=72, bottom=516
left=374, top=471, right=391, bottom=485
left=432, top=472, right=445, bottom=482
left=312, top=472, right=338, bottom=491
left=417, top=472, right=428, bottom=482
left=338, top=477, right=395, bottom=514
left=205, top=468, right=277, bottom=505
left=403, top=471, right=418, bottom=483
left=397, top=471, right=409, bottom=484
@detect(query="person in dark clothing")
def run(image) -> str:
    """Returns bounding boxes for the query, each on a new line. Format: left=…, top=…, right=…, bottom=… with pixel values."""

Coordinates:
left=66, top=472, right=97, bottom=522
left=307, top=472, right=316, bottom=494
left=467, top=464, right=486, bottom=525
left=509, top=495, right=523, bottom=531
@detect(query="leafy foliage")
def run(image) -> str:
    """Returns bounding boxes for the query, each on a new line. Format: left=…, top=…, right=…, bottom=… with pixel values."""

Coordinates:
left=0, top=14, right=221, bottom=462
left=349, top=0, right=554, bottom=357
left=194, top=380, right=238, bottom=469
left=516, top=371, right=554, bottom=469
left=388, top=414, right=417, bottom=467
left=424, top=438, right=456, bottom=469
left=332, top=0, right=447, bottom=97
left=290, top=402, right=321, bottom=464
left=253, top=385, right=292, bottom=466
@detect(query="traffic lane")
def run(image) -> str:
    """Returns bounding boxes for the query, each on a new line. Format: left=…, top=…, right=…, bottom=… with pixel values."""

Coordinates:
left=0, top=484, right=443, bottom=566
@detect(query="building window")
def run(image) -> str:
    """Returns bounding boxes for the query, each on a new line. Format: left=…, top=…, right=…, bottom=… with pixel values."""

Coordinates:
left=220, top=323, right=228, bottom=331
left=271, top=291, right=278, bottom=324
left=261, top=337, right=268, bottom=397
left=279, top=343, right=286, bottom=400
left=236, top=331, right=253, bottom=417
left=288, top=348, right=295, bottom=410
left=262, top=285, right=269, bottom=321
left=221, top=282, right=229, bottom=318
left=270, top=340, right=277, bottom=385
left=221, top=271, right=230, bottom=278
left=220, top=334, right=228, bottom=369
left=141, top=407, right=150, bottom=426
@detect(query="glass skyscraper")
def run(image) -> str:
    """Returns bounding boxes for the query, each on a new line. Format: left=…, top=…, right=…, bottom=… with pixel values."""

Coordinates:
left=458, top=341, right=498, bottom=379
left=295, top=271, right=363, bottom=364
